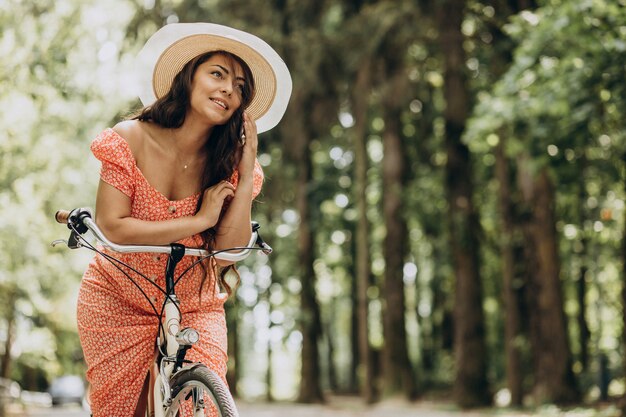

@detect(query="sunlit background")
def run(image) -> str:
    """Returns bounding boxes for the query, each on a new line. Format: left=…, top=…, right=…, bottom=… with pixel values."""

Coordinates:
left=1, top=0, right=626, bottom=416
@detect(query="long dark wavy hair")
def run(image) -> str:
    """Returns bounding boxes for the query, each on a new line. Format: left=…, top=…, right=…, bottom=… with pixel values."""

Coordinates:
left=133, top=50, right=256, bottom=296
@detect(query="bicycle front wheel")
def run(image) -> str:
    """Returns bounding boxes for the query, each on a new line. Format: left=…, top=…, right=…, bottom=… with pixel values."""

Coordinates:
left=167, top=365, right=238, bottom=417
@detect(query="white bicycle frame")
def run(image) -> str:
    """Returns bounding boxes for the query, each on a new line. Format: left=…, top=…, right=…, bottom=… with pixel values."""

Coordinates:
left=55, top=208, right=263, bottom=417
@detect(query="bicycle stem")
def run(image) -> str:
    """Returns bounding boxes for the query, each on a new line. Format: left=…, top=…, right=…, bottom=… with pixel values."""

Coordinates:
left=165, top=243, right=186, bottom=294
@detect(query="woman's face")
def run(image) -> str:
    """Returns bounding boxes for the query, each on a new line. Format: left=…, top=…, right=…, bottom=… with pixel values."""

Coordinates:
left=188, top=54, right=246, bottom=125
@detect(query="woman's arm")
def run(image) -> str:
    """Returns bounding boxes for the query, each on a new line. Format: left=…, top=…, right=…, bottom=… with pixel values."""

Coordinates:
left=95, top=179, right=234, bottom=245
left=213, top=112, right=258, bottom=265
left=213, top=178, right=254, bottom=265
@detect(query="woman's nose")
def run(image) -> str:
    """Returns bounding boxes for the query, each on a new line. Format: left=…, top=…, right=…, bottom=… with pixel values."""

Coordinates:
left=220, top=81, right=233, bottom=95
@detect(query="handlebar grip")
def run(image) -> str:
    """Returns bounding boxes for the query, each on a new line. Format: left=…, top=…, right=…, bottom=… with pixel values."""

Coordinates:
left=55, top=210, right=71, bottom=224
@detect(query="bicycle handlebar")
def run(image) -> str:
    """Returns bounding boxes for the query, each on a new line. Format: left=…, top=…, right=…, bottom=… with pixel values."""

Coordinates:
left=55, top=208, right=272, bottom=262
left=55, top=210, right=71, bottom=224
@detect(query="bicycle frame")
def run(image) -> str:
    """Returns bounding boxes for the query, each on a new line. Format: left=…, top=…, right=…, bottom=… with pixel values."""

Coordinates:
left=152, top=243, right=186, bottom=416
left=151, top=243, right=220, bottom=417
left=54, top=208, right=270, bottom=417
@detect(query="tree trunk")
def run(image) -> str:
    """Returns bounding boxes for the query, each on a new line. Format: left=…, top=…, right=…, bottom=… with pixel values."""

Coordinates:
left=517, top=159, right=578, bottom=403
left=437, top=0, right=490, bottom=408
left=266, top=291, right=274, bottom=402
left=326, top=300, right=338, bottom=392
left=381, top=72, right=414, bottom=399
left=280, top=87, right=325, bottom=403
left=0, top=301, right=14, bottom=417
left=275, top=0, right=329, bottom=402
left=622, top=161, right=626, bottom=414
left=575, top=155, right=590, bottom=371
left=296, top=128, right=324, bottom=403
left=266, top=330, right=274, bottom=402
left=353, top=63, right=377, bottom=403
left=0, top=302, right=15, bottom=380
left=495, top=139, right=524, bottom=406
left=418, top=247, right=437, bottom=381
left=349, top=231, right=359, bottom=393
left=576, top=260, right=589, bottom=370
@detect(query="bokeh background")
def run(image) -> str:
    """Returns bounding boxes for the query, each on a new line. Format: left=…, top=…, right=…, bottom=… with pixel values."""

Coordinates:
left=1, top=0, right=626, bottom=415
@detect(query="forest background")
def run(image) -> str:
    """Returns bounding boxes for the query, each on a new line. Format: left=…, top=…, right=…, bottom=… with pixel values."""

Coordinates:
left=1, top=0, right=626, bottom=415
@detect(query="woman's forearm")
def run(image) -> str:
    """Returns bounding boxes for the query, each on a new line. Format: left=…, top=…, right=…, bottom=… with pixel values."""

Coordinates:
left=214, top=177, right=254, bottom=254
left=95, top=176, right=256, bottom=250
left=95, top=180, right=210, bottom=245
left=95, top=214, right=206, bottom=245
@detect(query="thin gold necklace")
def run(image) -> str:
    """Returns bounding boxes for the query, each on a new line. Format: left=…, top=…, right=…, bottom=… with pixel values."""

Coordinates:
left=180, top=155, right=194, bottom=170
left=170, top=130, right=194, bottom=170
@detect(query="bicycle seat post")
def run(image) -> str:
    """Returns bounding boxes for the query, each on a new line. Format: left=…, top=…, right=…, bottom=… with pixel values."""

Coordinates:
left=165, top=243, right=186, bottom=294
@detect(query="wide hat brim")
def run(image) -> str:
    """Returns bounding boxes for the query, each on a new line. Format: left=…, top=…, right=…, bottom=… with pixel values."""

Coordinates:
left=137, top=23, right=292, bottom=134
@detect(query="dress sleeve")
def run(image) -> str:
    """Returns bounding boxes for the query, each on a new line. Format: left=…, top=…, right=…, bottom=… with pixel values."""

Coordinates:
left=230, top=159, right=264, bottom=199
left=90, top=129, right=136, bottom=198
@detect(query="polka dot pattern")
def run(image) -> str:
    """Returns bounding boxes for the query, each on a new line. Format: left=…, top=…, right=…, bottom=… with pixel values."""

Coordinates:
left=77, top=128, right=263, bottom=416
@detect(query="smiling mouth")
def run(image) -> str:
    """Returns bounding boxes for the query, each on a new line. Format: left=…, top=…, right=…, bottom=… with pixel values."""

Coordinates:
left=210, top=98, right=228, bottom=110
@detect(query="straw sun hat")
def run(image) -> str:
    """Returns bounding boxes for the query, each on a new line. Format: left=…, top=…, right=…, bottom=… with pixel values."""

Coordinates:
left=137, top=23, right=292, bottom=133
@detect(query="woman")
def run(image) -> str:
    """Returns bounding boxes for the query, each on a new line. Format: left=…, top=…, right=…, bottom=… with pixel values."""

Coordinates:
left=77, top=23, right=291, bottom=416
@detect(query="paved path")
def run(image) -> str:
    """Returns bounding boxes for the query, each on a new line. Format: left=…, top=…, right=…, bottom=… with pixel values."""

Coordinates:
left=8, top=397, right=621, bottom=417
left=238, top=399, right=487, bottom=417
left=236, top=399, right=618, bottom=417
left=8, top=399, right=480, bottom=417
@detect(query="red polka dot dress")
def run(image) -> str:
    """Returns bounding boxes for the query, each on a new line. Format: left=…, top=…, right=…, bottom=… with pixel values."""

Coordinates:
left=77, top=128, right=263, bottom=416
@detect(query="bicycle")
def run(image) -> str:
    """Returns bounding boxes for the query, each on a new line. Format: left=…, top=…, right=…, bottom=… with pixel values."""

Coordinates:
left=53, top=207, right=272, bottom=417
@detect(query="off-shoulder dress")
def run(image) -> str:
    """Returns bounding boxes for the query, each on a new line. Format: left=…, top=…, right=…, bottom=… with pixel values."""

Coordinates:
left=77, top=128, right=263, bottom=416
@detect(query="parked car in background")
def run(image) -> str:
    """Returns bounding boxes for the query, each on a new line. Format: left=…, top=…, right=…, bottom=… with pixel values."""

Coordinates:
left=48, top=375, right=85, bottom=406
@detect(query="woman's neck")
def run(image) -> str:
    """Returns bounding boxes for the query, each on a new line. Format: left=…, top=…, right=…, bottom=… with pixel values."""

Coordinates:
left=172, top=116, right=215, bottom=155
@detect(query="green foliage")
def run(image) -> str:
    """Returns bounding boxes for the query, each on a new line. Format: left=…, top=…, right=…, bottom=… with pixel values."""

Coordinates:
left=467, top=0, right=626, bottom=160
left=465, top=0, right=626, bottom=398
left=2, top=0, right=626, bottom=408
left=0, top=0, right=135, bottom=386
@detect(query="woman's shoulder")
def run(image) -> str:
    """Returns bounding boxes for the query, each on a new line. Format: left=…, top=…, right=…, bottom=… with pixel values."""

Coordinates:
left=111, top=120, right=146, bottom=157
left=112, top=120, right=170, bottom=156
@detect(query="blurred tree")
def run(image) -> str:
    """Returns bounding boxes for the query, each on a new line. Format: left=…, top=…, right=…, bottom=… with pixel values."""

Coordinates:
left=342, top=3, right=378, bottom=402
left=377, top=6, right=417, bottom=400
left=436, top=0, right=490, bottom=407
left=0, top=0, right=135, bottom=394
left=339, top=0, right=420, bottom=400
left=517, top=154, right=578, bottom=403
left=274, top=0, right=337, bottom=403
left=477, top=0, right=538, bottom=405
left=467, top=0, right=626, bottom=404
left=5, top=0, right=626, bottom=411
left=352, top=63, right=377, bottom=402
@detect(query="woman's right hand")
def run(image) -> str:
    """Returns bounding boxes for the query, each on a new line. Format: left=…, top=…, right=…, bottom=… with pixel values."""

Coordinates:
left=237, top=112, right=258, bottom=182
left=195, top=181, right=235, bottom=229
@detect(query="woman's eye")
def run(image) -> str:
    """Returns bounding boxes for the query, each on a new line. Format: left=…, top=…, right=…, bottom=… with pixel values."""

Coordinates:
left=211, top=71, right=222, bottom=78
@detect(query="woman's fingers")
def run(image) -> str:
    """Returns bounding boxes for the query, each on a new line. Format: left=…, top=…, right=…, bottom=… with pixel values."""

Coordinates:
left=204, top=181, right=234, bottom=194
left=220, top=187, right=235, bottom=200
left=202, top=181, right=235, bottom=207
left=243, top=112, right=258, bottom=145
left=217, top=182, right=235, bottom=197
left=218, top=180, right=235, bottom=191
left=240, top=113, right=258, bottom=179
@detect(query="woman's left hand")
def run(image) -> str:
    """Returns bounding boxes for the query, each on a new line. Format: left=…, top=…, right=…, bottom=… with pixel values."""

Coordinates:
left=237, top=111, right=258, bottom=181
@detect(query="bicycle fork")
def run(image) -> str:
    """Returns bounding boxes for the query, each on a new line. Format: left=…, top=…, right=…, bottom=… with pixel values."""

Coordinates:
left=152, top=244, right=203, bottom=417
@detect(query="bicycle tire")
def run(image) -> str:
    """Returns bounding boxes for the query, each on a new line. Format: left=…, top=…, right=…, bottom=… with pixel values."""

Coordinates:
left=167, top=365, right=238, bottom=417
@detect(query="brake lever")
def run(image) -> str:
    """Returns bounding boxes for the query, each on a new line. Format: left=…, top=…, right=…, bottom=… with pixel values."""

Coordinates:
left=256, top=235, right=273, bottom=255
left=67, top=230, right=82, bottom=249
left=251, top=222, right=272, bottom=255
left=52, top=231, right=82, bottom=249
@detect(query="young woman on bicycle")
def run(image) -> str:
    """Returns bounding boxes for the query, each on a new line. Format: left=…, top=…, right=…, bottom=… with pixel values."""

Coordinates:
left=76, top=23, right=291, bottom=416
